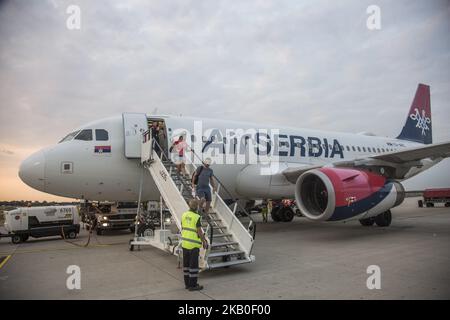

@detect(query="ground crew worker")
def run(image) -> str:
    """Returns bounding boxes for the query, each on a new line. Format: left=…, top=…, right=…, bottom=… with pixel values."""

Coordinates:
left=261, top=199, right=271, bottom=223
left=181, top=199, right=208, bottom=291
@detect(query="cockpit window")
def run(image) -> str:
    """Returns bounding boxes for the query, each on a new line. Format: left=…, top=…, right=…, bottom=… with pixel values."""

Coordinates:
left=75, top=129, right=93, bottom=141
left=59, top=130, right=80, bottom=143
left=95, top=129, right=109, bottom=141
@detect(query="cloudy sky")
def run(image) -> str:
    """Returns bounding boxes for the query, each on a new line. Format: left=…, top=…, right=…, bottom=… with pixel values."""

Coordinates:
left=0, top=0, right=449, bottom=201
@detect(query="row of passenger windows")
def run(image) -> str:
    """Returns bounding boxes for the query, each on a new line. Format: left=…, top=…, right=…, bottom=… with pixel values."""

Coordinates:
left=344, top=145, right=396, bottom=153
left=59, top=129, right=109, bottom=143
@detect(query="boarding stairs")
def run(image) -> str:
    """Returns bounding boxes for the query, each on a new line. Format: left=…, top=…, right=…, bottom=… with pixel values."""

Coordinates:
left=131, top=132, right=256, bottom=270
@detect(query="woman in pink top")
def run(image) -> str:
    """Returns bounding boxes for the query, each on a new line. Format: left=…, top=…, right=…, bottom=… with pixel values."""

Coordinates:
left=171, top=135, right=188, bottom=177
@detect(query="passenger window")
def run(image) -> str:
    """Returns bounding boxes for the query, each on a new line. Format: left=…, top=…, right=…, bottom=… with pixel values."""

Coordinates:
left=346, top=146, right=350, bottom=151
left=357, top=146, right=361, bottom=152
left=362, top=147, right=366, bottom=152
left=381, top=148, right=385, bottom=152
left=95, top=129, right=109, bottom=141
left=75, top=129, right=93, bottom=141
left=352, top=146, right=356, bottom=152
left=191, top=135, right=196, bottom=143
left=377, top=148, right=381, bottom=153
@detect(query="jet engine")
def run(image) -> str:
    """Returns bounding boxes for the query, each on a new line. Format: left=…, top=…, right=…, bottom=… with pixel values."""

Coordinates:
left=295, top=167, right=405, bottom=221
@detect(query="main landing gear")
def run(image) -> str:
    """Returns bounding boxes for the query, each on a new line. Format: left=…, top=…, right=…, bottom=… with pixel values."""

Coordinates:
left=271, top=205, right=295, bottom=222
left=359, top=210, right=392, bottom=227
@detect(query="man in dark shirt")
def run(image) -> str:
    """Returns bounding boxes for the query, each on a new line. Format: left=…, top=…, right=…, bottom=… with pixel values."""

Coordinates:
left=192, top=158, right=216, bottom=214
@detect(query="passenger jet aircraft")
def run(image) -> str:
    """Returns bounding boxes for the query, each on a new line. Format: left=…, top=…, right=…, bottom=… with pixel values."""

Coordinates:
left=19, top=84, right=450, bottom=226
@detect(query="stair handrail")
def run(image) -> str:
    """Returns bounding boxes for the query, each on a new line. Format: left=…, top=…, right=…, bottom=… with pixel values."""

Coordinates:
left=185, top=146, right=256, bottom=241
left=143, top=131, right=215, bottom=254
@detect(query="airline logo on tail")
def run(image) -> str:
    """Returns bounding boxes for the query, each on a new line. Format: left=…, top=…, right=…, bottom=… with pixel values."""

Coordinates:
left=397, top=83, right=432, bottom=144
left=409, top=107, right=431, bottom=136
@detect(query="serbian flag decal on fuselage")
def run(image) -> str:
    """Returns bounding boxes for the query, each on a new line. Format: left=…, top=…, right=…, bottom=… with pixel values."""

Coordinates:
left=95, top=146, right=111, bottom=153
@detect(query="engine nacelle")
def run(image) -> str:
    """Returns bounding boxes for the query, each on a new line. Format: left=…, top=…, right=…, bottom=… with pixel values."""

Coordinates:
left=295, top=167, right=405, bottom=221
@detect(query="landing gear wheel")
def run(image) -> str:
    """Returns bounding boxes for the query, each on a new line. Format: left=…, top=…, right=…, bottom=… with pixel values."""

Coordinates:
left=359, top=217, right=375, bottom=226
left=96, top=229, right=103, bottom=236
left=426, top=202, right=434, bottom=208
left=12, top=235, right=22, bottom=244
left=375, top=210, right=392, bottom=227
left=418, top=200, right=423, bottom=208
left=279, top=207, right=295, bottom=222
left=270, top=206, right=282, bottom=222
left=445, top=203, right=450, bottom=207
left=129, top=226, right=135, bottom=233
left=67, top=231, right=77, bottom=239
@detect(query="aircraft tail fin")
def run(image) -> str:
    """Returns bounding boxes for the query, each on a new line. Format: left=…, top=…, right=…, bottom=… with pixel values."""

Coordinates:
left=396, top=83, right=432, bottom=144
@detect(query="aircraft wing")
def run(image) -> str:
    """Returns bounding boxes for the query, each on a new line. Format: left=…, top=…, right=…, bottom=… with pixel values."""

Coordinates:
left=282, top=141, right=450, bottom=182
left=369, top=141, right=450, bottom=163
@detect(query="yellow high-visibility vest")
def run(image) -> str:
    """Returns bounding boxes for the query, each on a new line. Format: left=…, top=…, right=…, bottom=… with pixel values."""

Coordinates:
left=181, top=210, right=202, bottom=249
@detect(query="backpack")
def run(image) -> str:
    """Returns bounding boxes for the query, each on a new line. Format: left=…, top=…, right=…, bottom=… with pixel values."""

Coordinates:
left=192, top=166, right=204, bottom=185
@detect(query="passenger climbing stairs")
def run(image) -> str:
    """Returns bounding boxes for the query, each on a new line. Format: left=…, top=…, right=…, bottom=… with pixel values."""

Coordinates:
left=130, top=132, right=256, bottom=270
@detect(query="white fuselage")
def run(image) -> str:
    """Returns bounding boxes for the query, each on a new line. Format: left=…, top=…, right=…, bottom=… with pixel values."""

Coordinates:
left=19, top=114, right=420, bottom=201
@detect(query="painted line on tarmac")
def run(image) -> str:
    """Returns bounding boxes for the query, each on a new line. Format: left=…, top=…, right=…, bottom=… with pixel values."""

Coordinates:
left=0, top=255, right=11, bottom=269
left=0, top=241, right=127, bottom=255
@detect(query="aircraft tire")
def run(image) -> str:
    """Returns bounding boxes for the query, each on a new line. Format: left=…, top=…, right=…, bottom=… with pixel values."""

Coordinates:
left=280, top=207, right=295, bottom=222
left=271, top=206, right=282, bottom=222
left=359, top=217, right=375, bottom=226
left=375, top=210, right=392, bottom=227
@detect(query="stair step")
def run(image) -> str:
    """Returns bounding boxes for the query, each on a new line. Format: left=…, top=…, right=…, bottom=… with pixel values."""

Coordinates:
left=210, top=241, right=238, bottom=248
left=208, top=258, right=252, bottom=269
left=212, top=233, right=232, bottom=238
left=207, top=250, right=244, bottom=258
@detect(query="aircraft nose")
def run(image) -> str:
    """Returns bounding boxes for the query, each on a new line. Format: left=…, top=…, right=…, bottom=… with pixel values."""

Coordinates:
left=19, top=150, right=46, bottom=191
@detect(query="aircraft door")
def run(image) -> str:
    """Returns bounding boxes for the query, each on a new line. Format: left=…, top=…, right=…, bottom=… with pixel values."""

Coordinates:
left=122, top=113, right=148, bottom=158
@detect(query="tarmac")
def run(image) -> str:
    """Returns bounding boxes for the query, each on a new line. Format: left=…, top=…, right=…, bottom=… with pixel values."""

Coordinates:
left=0, top=197, right=449, bottom=300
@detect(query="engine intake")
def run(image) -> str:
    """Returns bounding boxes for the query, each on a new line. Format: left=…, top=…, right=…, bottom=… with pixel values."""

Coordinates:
left=295, top=168, right=405, bottom=221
